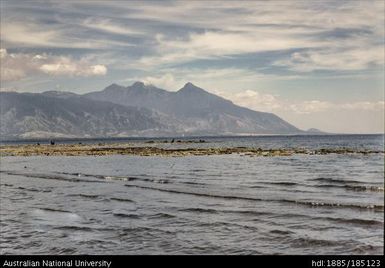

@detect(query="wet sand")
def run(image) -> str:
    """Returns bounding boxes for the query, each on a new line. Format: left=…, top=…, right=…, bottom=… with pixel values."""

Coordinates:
left=0, top=142, right=383, bottom=157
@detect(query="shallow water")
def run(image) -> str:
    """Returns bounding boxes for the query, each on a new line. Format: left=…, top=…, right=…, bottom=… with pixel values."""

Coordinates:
left=0, top=135, right=383, bottom=254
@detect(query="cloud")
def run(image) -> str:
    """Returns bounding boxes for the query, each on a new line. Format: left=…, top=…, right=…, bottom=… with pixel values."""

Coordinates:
left=1, top=1, right=382, bottom=133
left=82, top=18, right=143, bottom=36
left=1, top=1, right=383, bottom=74
left=214, top=88, right=383, bottom=133
left=0, top=86, right=19, bottom=92
left=0, top=22, right=135, bottom=49
left=289, top=100, right=332, bottom=114
left=275, top=46, right=384, bottom=72
left=212, top=89, right=282, bottom=112
left=40, top=62, right=107, bottom=76
left=137, top=30, right=319, bottom=68
left=0, top=48, right=7, bottom=58
left=0, top=49, right=107, bottom=81
left=214, top=87, right=384, bottom=115
left=133, top=67, right=301, bottom=92
left=341, top=101, right=385, bottom=111
left=1, top=23, right=59, bottom=48
left=142, top=73, right=178, bottom=90
left=129, top=1, right=384, bottom=71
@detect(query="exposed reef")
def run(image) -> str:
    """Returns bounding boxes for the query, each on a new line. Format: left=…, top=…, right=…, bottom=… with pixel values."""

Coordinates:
left=0, top=143, right=383, bottom=157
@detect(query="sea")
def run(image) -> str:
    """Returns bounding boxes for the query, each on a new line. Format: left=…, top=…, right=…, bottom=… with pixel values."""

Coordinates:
left=0, top=134, right=383, bottom=255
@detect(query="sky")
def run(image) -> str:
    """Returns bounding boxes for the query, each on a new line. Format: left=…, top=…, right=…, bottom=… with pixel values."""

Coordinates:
left=0, top=0, right=384, bottom=134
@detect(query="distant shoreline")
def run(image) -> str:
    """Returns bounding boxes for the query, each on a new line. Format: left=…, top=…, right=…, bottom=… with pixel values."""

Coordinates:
left=1, top=133, right=383, bottom=145
left=1, top=142, right=383, bottom=157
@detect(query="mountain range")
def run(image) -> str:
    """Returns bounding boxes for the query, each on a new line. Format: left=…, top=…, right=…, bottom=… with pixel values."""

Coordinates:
left=0, top=82, right=310, bottom=139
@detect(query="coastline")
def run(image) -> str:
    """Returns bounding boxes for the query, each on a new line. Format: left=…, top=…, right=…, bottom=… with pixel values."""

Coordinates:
left=1, top=142, right=383, bottom=157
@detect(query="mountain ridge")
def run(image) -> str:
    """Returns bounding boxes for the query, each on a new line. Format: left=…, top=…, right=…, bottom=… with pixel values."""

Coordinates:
left=85, top=82, right=302, bottom=135
left=1, top=82, right=307, bottom=138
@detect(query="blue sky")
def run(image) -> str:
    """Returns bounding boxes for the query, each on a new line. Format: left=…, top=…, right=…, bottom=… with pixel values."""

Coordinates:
left=1, top=0, right=384, bottom=133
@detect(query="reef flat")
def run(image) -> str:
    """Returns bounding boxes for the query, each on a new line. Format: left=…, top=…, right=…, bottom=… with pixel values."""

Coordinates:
left=0, top=142, right=383, bottom=157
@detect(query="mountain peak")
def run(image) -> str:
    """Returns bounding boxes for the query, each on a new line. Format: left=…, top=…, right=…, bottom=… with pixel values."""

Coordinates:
left=104, top=83, right=125, bottom=91
left=179, top=82, right=205, bottom=93
left=185, top=82, right=194, bottom=87
left=132, top=81, right=146, bottom=88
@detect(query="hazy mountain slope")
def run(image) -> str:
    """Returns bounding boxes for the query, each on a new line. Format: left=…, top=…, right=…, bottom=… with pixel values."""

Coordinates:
left=0, top=82, right=304, bottom=138
left=84, top=82, right=172, bottom=112
left=85, top=82, right=302, bottom=135
left=0, top=92, right=175, bottom=138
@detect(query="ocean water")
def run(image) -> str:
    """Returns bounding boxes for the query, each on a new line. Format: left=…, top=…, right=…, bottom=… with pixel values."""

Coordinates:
left=0, top=135, right=383, bottom=254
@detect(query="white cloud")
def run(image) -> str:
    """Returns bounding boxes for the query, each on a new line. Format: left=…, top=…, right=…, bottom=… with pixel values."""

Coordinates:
left=133, top=67, right=301, bottom=93
left=137, top=30, right=320, bottom=68
left=129, top=1, right=384, bottom=71
left=142, top=73, right=178, bottom=90
left=0, top=48, right=7, bottom=58
left=275, top=46, right=384, bottom=72
left=213, top=87, right=384, bottom=115
left=289, top=101, right=333, bottom=114
left=117, top=1, right=383, bottom=40
left=213, top=89, right=282, bottom=112
left=139, top=25, right=383, bottom=70
left=1, top=23, right=59, bottom=48
left=341, top=101, right=385, bottom=111
left=213, top=87, right=384, bottom=133
left=0, top=22, right=135, bottom=49
left=2, top=2, right=383, bottom=73
left=40, top=62, right=107, bottom=76
left=82, top=18, right=143, bottom=36
left=0, top=86, right=19, bottom=92
left=0, top=49, right=107, bottom=81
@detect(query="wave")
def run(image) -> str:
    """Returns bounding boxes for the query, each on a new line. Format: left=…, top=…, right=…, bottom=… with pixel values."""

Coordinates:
left=113, top=212, right=140, bottom=219
left=283, top=200, right=384, bottom=211
left=248, top=185, right=266, bottom=189
left=54, top=226, right=94, bottom=231
left=353, top=244, right=383, bottom=254
left=109, top=197, right=135, bottom=203
left=125, top=183, right=383, bottom=211
left=56, top=171, right=107, bottom=180
left=344, top=185, right=384, bottom=192
left=310, top=177, right=366, bottom=184
left=17, top=186, right=52, bottom=193
left=181, top=181, right=207, bottom=186
left=108, top=176, right=170, bottom=184
left=200, top=219, right=262, bottom=232
left=314, top=184, right=384, bottom=192
left=179, top=207, right=219, bottom=213
left=124, top=183, right=265, bottom=202
left=0, top=183, right=13, bottom=187
left=67, top=193, right=102, bottom=199
left=119, top=226, right=176, bottom=235
left=2, top=171, right=105, bottom=183
left=148, top=212, right=176, bottom=219
left=57, top=172, right=82, bottom=177
left=324, top=217, right=383, bottom=226
left=47, top=172, right=384, bottom=195
left=179, top=207, right=273, bottom=217
left=290, top=237, right=343, bottom=247
left=268, top=211, right=383, bottom=228
left=104, top=176, right=127, bottom=181
left=54, top=225, right=115, bottom=232
left=265, top=182, right=298, bottom=186
left=34, top=207, right=73, bottom=213
left=270, top=229, right=294, bottom=235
